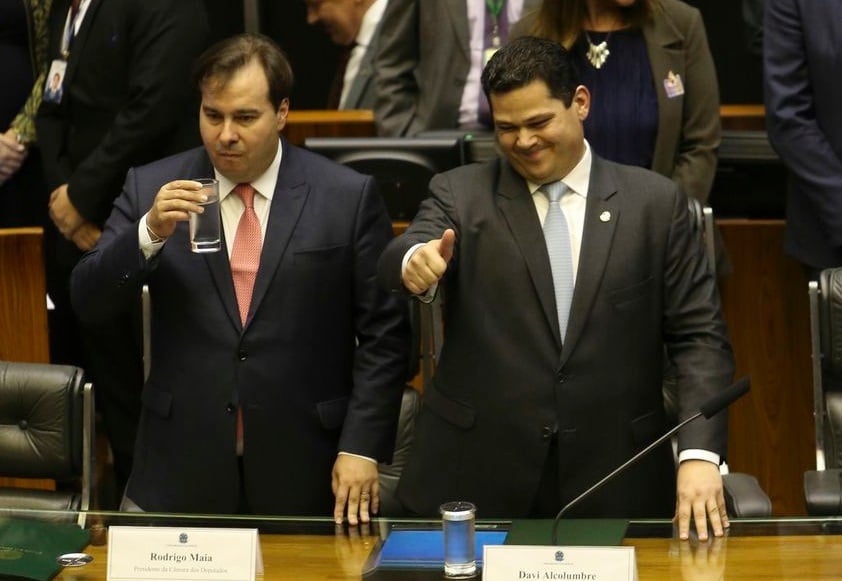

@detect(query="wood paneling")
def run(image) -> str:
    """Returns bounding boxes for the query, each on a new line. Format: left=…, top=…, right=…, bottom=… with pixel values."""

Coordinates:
left=283, top=106, right=765, bottom=142
left=718, top=220, right=813, bottom=516
left=721, top=104, right=766, bottom=131
left=283, top=110, right=375, bottom=146
left=0, top=228, right=49, bottom=363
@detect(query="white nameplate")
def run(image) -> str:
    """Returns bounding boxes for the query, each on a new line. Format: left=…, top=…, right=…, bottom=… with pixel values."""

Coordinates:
left=483, top=545, right=637, bottom=580
left=107, top=526, right=263, bottom=581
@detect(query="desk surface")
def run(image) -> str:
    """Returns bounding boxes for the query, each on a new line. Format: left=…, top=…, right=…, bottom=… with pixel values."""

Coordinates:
left=27, top=515, right=842, bottom=580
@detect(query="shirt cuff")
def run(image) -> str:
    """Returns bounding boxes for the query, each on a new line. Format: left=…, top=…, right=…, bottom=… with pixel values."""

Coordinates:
left=139, top=214, right=166, bottom=260
left=401, top=242, right=438, bottom=302
left=338, top=451, right=377, bottom=464
left=678, top=449, right=720, bottom=466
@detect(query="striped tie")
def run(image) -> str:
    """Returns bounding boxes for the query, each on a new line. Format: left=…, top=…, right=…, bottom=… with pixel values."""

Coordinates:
left=542, top=181, right=574, bottom=341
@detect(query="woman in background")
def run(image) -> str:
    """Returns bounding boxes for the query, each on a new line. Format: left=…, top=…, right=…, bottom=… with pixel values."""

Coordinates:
left=0, top=0, right=51, bottom=227
left=512, top=0, right=721, bottom=222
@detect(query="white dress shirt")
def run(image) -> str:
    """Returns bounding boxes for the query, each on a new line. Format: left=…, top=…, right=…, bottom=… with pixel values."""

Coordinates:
left=340, top=0, right=388, bottom=109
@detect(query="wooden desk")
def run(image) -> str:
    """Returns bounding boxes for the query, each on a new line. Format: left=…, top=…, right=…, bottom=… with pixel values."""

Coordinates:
left=720, top=104, right=766, bottom=131
left=282, top=105, right=765, bottom=145
left=283, top=110, right=375, bottom=146
left=50, top=519, right=842, bottom=580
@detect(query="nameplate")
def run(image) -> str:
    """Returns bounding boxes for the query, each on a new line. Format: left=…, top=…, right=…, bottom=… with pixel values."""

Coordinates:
left=107, top=526, right=263, bottom=581
left=483, top=545, right=637, bottom=580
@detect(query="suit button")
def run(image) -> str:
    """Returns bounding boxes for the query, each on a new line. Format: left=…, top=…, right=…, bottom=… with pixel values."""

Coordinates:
left=556, top=371, right=567, bottom=383
left=541, top=426, right=555, bottom=440
left=117, top=273, right=130, bottom=287
left=226, top=404, right=236, bottom=414
left=238, top=350, right=248, bottom=361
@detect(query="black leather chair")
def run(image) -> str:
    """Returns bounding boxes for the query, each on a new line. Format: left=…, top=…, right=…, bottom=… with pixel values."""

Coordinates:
left=805, top=268, right=842, bottom=515
left=0, top=361, right=94, bottom=525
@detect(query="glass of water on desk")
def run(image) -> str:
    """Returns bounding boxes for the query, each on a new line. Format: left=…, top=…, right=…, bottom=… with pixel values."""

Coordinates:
left=189, top=178, right=221, bottom=253
left=440, top=501, right=477, bottom=578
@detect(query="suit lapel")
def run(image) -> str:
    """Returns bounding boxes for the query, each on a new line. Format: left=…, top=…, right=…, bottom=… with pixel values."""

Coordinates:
left=496, top=162, right=562, bottom=350
left=343, top=42, right=376, bottom=109
left=643, top=11, right=684, bottom=177
left=181, top=154, right=243, bottom=332
left=63, top=0, right=104, bottom=84
left=561, top=156, right=619, bottom=362
left=245, top=142, right=308, bottom=329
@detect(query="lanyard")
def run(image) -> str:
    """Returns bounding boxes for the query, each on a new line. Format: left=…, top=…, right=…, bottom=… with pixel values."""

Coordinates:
left=485, top=0, right=505, bottom=19
left=485, top=0, right=506, bottom=48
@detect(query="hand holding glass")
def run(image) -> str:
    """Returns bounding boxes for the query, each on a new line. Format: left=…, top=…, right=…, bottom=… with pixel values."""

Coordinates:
left=188, top=178, right=221, bottom=253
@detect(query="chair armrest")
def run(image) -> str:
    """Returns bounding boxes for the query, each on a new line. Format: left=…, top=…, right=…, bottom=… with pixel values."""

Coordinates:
left=723, top=472, right=772, bottom=517
left=804, top=469, right=842, bottom=516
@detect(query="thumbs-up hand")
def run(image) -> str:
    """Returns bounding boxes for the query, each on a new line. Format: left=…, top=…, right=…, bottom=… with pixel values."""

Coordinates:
left=402, top=229, right=456, bottom=295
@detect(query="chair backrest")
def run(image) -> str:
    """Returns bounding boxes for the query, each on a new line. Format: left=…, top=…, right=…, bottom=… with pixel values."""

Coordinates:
left=686, top=197, right=717, bottom=275
left=0, top=361, right=94, bottom=526
left=304, top=137, right=466, bottom=220
left=809, top=269, right=842, bottom=471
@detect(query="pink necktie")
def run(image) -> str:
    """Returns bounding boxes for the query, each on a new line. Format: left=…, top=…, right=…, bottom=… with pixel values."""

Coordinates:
left=230, top=183, right=261, bottom=451
left=231, top=183, right=262, bottom=325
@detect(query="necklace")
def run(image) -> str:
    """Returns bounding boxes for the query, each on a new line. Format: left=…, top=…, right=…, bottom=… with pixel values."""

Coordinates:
left=584, top=31, right=610, bottom=69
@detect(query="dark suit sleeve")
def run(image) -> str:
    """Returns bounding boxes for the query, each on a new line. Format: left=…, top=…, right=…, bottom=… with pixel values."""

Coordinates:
left=764, top=0, right=842, bottom=246
left=373, top=0, right=420, bottom=137
left=340, top=177, right=412, bottom=461
left=67, top=0, right=208, bottom=225
left=70, top=167, right=153, bottom=325
left=662, top=186, right=735, bottom=455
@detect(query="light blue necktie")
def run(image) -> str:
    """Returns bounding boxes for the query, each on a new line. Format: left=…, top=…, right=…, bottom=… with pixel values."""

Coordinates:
left=542, top=181, right=574, bottom=340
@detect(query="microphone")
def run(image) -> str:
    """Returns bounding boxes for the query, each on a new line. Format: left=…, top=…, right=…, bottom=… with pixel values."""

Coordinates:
left=549, top=376, right=750, bottom=545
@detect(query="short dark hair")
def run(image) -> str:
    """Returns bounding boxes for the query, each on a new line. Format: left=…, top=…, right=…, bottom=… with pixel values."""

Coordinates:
left=481, top=36, right=580, bottom=107
left=193, top=33, right=294, bottom=110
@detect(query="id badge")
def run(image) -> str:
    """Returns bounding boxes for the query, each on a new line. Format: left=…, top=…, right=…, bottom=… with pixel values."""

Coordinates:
left=43, top=59, right=68, bottom=104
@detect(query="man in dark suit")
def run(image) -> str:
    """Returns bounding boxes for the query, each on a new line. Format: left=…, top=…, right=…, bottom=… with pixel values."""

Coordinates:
left=305, top=0, right=387, bottom=110
left=70, top=33, right=410, bottom=523
left=374, top=0, right=540, bottom=136
left=378, top=36, right=735, bottom=540
left=764, top=0, right=842, bottom=277
left=36, top=0, right=209, bottom=501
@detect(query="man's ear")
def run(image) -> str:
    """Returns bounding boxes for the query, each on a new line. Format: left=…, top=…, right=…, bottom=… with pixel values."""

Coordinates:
left=573, top=85, right=590, bottom=121
left=276, top=98, right=290, bottom=132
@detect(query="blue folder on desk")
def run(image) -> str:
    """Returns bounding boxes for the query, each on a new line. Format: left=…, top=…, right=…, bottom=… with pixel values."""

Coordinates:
left=362, top=529, right=507, bottom=578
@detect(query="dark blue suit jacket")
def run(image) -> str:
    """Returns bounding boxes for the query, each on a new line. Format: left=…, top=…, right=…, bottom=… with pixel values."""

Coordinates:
left=764, top=0, right=842, bottom=268
left=71, top=141, right=410, bottom=514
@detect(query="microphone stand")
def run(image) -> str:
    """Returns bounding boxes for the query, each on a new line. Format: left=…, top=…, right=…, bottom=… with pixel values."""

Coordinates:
left=550, top=411, right=702, bottom=545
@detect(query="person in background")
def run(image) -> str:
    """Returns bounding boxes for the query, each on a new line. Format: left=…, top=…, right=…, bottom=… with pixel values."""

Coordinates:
left=36, top=0, right=210, bottom=505
left=305, top=0, right=388, bottom=110
left=512, top=0, right=722, bottom=241
left=374, top=0, right=541, bottom=136
left=378, top=36, right=734, bottom=541
left=0, top=0, right=51, bottom=228
left=71, top=33, right=410, bottom=523
left=764, top=0, right=842, bottom=280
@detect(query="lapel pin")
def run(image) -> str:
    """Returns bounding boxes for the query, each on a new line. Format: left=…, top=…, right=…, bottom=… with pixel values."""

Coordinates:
left=663, top=71, right=685, bottom=98
left=599, top=211, right=611, bottom=222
